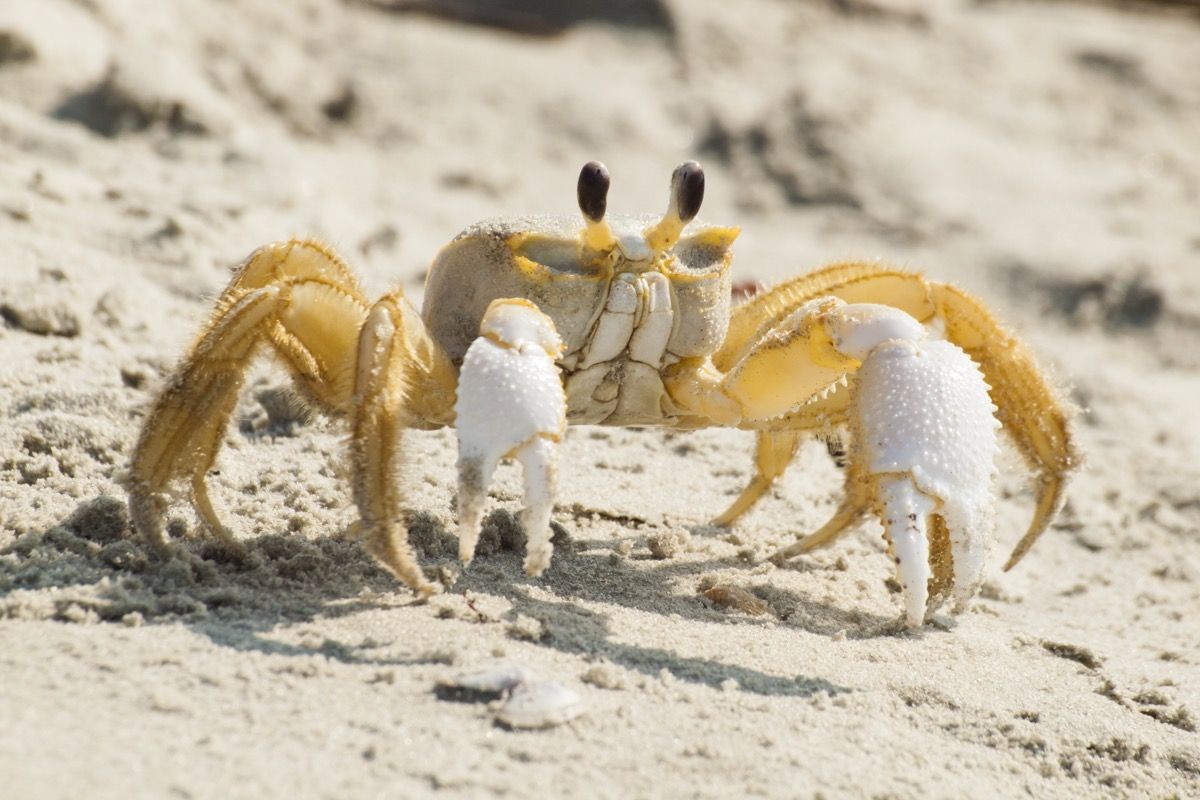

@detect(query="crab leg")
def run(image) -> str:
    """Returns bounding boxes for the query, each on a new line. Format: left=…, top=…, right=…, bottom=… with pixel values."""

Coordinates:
left=455, top=299, right=567, bottom=577
left=716, top=389, right=852, bottom=526
left=126, top=240, right=371, bottom=555
left=349, top=292, right=457, bottom=596
left=771, top=471, right=866, bottom=560
left=713, top=431, right=802, bottom=526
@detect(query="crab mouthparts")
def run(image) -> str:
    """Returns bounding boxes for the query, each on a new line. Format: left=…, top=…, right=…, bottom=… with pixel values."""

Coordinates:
left=615, top=233, right=653, bottom=262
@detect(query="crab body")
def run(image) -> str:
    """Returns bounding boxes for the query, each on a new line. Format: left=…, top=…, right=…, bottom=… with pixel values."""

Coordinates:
left=124, top=162, right=1077, bottom=628
left=423, top=213, right=734, bottom=426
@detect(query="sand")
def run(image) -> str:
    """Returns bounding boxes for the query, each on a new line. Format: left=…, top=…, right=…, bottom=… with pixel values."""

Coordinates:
left=1, top=0, right=1198, bottom=797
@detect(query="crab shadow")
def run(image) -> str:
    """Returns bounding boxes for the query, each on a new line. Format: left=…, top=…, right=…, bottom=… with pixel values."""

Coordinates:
left=428, top=508, right=901, bottom=640
left=0, top=494, right=438, bottom=666
left=362, top=0, right=675, bottom=38
left=3, top=494, right=896, bottom=692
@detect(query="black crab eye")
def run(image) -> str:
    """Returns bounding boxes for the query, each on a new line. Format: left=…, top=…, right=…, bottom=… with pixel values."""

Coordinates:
left=672, top=160, right=704, bottom=223
left=577, top=161, right=610, bottom=223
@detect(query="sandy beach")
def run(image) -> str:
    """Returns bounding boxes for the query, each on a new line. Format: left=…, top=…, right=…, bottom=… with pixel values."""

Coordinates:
left=1, top=0, right=1198, bottom=797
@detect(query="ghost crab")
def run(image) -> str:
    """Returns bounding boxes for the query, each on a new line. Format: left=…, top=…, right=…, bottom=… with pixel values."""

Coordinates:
left=125, top=161, right=1076, bottom=627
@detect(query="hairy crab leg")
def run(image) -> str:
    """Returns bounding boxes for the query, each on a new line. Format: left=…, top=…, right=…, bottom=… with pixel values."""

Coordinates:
left=771, top=476, right=867, bottom=561
left=350, top=292, right=457, bottom=596
left=716, top=389, right=852, bottom=527
left=125, top=240, right=372, bottom=556
left=713, top=431, right=802, bottom=527
left=455, top=299, right=567, bottom=576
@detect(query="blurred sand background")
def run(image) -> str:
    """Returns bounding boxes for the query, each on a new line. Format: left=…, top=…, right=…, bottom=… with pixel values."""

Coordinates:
left=1, top=0, right=1199, bottom=797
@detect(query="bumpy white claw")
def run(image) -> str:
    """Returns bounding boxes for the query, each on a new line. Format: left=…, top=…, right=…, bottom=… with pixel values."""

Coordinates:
left=854, top=336, right=1001, bottom=627
left=455, top=299, right=566, bottom=576
left=876, top=476, right=936, bottom=627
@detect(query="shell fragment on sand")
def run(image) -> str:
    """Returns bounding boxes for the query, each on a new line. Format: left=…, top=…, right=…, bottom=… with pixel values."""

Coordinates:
left=434, top=664, right=533, bottom=702
left=495, top=681, right=587, bottom=730
left=435, top=665, right=588, bottom=730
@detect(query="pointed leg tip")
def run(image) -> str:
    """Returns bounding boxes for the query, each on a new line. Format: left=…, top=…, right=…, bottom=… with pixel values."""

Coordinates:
left=1002, top=545, right=1029, bottom=572
left=414, top=582, right=441, bottom=599
left=523, top=552, right=551, bottom=577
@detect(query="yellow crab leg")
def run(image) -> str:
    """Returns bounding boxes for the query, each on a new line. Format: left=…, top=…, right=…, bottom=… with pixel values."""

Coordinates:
left=126, top=242, right=373, bottom=555
left=715, top=261, right=937, bottom=374
left=930, top=284, right=1079, bottom=570
left=349, top=292, right=456, bottom=596
left=712, top=431, right=802, bottom=526
left=771, top=472, right=868, bottom=561
left=714, top=384, right=853, bottom=526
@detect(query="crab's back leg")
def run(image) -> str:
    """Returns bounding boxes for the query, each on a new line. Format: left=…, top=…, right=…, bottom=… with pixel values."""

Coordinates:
left=713, top=385, right=852, bottom=526
left=127, top=240, right=370, bottom=554
left=771, top=460, right=868, bottom=561
left=350, top=292, right=457, bottom=595
left=712, top=431, right=801, bottom=526
left=929, top=283, right=1079, bottom=570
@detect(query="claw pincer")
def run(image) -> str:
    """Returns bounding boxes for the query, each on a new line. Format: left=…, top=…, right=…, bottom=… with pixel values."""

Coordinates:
left=852, top=335, right=1001, bottom=627
left=455, top=299, right=567, bottom=577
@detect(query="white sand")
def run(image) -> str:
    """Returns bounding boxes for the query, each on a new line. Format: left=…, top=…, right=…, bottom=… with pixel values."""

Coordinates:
left=1, top=0, right=1198, bottom=797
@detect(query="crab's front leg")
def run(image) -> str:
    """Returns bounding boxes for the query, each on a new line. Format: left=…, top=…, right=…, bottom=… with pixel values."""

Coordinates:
left=455, top=299, right=567, bottom=577
left=720, top=299, right=1001, bottom=627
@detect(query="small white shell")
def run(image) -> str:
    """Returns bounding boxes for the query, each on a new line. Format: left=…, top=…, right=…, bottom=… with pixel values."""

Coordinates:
left=435, top=664, right=532, bottom=702
left=496, top=681, right=587, bottom=730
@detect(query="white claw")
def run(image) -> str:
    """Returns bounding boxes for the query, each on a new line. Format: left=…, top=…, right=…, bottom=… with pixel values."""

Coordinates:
left=852, top=334, right=1000, bottom=626
left=455, top=299, right=566, bottom=574
left=516, top=437, right=557, bottom=576
left=877, top=476, right=936, bottom=628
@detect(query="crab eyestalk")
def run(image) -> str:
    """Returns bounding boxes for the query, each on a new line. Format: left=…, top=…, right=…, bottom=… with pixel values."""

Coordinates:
left=645, top=160, right=705, bottom=254
left=578, top=161, right=617, bottom=253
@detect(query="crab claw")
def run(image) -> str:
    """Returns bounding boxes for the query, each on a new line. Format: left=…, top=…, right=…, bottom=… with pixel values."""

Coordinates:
left=455, top=299, right=567, bottom=577
left=765, top=302, right=1002, bottom=627
left=854, top=338, right=1001, bottom=627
